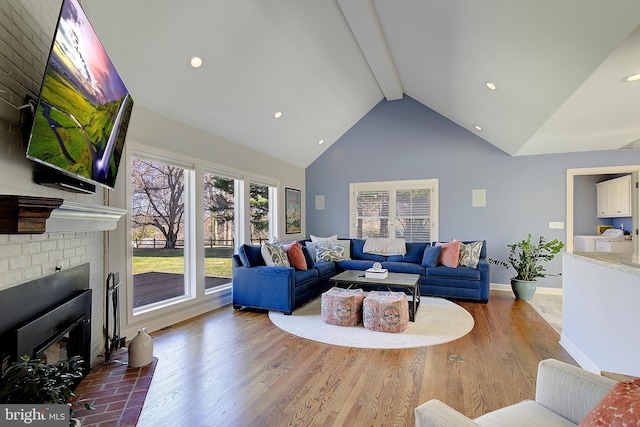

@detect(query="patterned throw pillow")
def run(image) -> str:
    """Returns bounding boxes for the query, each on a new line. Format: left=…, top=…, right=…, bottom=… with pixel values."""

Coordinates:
left=315, top=242, right=345, bottom=262
left=436, top=240, right=461, bottom=268
left=458, top=241, right=483, bottom=268
left=334, top=240, right=351, bottom=260
left=580, top=378, right=640, bottom=426
left=261, top=242, right=290, bottom=267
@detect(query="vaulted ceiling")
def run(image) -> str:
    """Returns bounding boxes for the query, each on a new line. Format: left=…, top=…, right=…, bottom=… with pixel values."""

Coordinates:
left=82, top=0, right=640, bottom=168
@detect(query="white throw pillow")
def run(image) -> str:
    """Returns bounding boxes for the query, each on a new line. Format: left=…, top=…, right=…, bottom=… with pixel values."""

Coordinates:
left=310, top=234, right=338, bottom=243
left=261, top=242, right=290, bottom=267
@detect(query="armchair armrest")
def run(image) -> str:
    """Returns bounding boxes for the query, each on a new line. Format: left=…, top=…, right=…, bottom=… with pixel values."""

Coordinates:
left=414, top=399, right=479, bottom=427
left=535, top=359, right=616, bottom=424
left=477, top=258, right=489, bottom=272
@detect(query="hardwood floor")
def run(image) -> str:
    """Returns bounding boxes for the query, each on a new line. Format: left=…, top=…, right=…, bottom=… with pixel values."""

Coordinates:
left=136, top=290, right=575, bottom=427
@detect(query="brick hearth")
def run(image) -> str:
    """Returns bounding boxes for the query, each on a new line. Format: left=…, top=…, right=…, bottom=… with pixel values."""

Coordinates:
left=71, top=351, right=158, bottom=427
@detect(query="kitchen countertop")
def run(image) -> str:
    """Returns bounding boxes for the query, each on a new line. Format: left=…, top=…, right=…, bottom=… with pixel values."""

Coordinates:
left=566, top=251, right=640, bottom=276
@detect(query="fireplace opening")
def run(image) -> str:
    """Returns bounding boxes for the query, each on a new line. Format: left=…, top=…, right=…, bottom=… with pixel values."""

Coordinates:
left=0, top=264, right=92, bottom=380
left=39, top=333, right=70, bottom=365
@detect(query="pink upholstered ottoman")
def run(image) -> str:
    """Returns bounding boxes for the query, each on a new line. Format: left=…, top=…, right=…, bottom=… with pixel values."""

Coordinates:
left=321, top=287, right=365, bottom=326
left=363, top=291, right=409, bottom=333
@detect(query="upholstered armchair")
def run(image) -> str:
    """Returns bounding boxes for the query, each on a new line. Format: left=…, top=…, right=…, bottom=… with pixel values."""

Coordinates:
left=415, top=359, right=620, bottom=426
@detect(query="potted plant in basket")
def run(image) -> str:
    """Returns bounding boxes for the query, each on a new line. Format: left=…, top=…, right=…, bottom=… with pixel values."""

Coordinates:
left=489, top=234, right=564, bottom=300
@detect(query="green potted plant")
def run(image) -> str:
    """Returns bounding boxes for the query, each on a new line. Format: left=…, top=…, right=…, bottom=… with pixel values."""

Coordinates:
left=489, top=234, right=564, bottom=300
left=0, top=355, right=92, bottom=426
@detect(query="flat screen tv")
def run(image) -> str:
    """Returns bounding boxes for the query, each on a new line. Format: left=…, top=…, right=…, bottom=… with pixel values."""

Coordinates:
left=26, top=0, right=134, bottom=191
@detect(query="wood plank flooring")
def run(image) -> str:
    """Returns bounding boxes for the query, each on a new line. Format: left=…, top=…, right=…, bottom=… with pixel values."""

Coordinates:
left=135, top=290, right=575, bottom=427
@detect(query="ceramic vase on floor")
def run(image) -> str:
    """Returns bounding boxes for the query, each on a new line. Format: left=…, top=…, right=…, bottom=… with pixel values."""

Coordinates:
left=128, top=327, right=153, bottom=367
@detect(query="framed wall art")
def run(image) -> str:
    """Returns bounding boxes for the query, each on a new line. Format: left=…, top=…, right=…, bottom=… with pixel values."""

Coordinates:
left=285, top=187, right=301, bottom=234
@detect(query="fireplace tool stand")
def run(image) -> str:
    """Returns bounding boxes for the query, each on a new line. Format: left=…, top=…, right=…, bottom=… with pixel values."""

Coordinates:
left=105, top=272, right=126, bottom=362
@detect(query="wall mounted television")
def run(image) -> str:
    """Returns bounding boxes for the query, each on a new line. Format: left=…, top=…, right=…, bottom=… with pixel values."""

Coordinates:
left=26, top=0, right=134, bottom=193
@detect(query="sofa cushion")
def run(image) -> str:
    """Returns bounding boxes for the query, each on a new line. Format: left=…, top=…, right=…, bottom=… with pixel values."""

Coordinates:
left=421, top=245, right=442, bottom=268
left=239, top=244, right=264, bottom=267
left=382, top=261, right=425, bottom=275
left=458, top=241, right=483, bottom=268
left=261, top=242, right=290, bottom=267
left=314, top=261, right=336, bottom=277
left=388, top=242, right=429, bottom=263
left=475, top=400, right=574, bottom=426
left=436, top=240, right=461, bottom=267
left=580, top=378, right=640, bottom=427
left=352, top=239, right=387, bottom=262
left=283, top=240, right=307, bottom=270
left=336, top=259, right=375, bottom=271
left=293, top=268, right=319, bottom=285
left=425, top=266, right=481, bottom=280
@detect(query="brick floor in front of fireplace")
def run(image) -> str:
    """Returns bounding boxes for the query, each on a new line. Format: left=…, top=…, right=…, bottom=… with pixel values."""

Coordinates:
left=70, top=349, right=157, bottom=427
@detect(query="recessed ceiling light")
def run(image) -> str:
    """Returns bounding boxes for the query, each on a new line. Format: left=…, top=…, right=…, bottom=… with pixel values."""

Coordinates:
left=622, top=73, right=640, bottom=82
left=474, top=125, right=482, bottom=131
left=274, top=111, right=282, bottom=119
left=189, top=56, right=203, bottom=68
left=485, top=82, right=497, bottom=90
left=318, top=139, right=325, bottom=145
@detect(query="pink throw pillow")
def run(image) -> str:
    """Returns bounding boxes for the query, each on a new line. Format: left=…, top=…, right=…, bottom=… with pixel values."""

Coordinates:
left=436, top=240, right=461, bottom=267
left=283, top=241, right=307, bottom=271
left=580, top=378, right=640, bottom=426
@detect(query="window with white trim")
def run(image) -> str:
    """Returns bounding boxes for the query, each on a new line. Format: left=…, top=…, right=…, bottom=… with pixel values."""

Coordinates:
left=349, top=179, right=438, bottom=242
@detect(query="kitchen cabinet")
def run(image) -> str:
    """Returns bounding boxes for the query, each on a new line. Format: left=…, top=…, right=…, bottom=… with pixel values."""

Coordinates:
left=596, top=175, right=631, bottom=218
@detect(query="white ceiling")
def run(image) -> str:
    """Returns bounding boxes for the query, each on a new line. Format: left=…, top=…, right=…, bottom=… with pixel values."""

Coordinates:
left=81, top=0, right=640, bottom=168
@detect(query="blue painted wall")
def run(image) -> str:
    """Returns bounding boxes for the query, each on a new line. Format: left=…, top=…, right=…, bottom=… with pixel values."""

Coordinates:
left=306, top=96, right=640, bottom=288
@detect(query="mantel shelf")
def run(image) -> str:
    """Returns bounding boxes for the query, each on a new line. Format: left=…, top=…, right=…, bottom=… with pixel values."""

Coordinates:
left=0, top=195, right=127, bottom=234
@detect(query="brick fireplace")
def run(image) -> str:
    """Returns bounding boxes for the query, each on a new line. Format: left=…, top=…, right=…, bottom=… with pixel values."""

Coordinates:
left=0, top=264, right=92, bottom=375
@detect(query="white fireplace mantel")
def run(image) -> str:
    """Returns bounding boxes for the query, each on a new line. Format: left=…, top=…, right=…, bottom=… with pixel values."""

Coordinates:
left=0, top=195, right=126, bottom=234
left=47, top=200, right=127, bottom=233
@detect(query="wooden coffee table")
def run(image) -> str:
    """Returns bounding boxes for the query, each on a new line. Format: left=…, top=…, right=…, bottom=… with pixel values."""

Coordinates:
left=329, top=270, right=421, bottom=322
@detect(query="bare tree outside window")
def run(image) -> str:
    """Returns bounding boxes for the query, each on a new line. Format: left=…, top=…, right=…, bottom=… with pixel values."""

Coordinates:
left=131, top=157, right=186, bottom=309
left=131, top=158, right=185, bottom=249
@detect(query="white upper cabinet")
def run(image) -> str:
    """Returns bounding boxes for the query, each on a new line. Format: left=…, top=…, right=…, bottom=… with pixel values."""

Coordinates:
left=596, top=175, right=631, bottom=218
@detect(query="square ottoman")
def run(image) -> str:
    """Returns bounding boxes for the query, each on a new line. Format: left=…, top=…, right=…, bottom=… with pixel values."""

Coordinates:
left=363, top=291, right=409, bottom=333
left=321, top=287, right=365, bottom=326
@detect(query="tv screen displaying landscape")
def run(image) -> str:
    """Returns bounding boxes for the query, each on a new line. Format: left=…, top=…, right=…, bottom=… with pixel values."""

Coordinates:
left=26, top=0, right=134, bottom=190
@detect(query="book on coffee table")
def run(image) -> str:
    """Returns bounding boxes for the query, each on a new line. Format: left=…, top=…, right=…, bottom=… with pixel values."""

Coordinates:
left=365, top=268, right=388, bottom=279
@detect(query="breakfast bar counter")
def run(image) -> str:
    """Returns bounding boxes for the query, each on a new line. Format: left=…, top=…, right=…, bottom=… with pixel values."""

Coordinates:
left=561, top=252, right=640, bottom=377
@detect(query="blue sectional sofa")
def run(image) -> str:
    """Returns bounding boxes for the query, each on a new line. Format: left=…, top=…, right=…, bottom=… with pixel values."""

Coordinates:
left=232, top=239, right=489, bottom=314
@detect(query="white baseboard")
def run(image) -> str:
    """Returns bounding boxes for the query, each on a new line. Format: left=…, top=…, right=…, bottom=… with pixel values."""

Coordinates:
left=122, top=287, right=232, bottom=340
left=560, top=334, right=601, bottom=374
left=490, top=283, right=563, bottom=296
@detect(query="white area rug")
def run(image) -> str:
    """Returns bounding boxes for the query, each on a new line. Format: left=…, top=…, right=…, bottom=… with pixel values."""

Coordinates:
left=269, top=296, right=474, bottom=349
